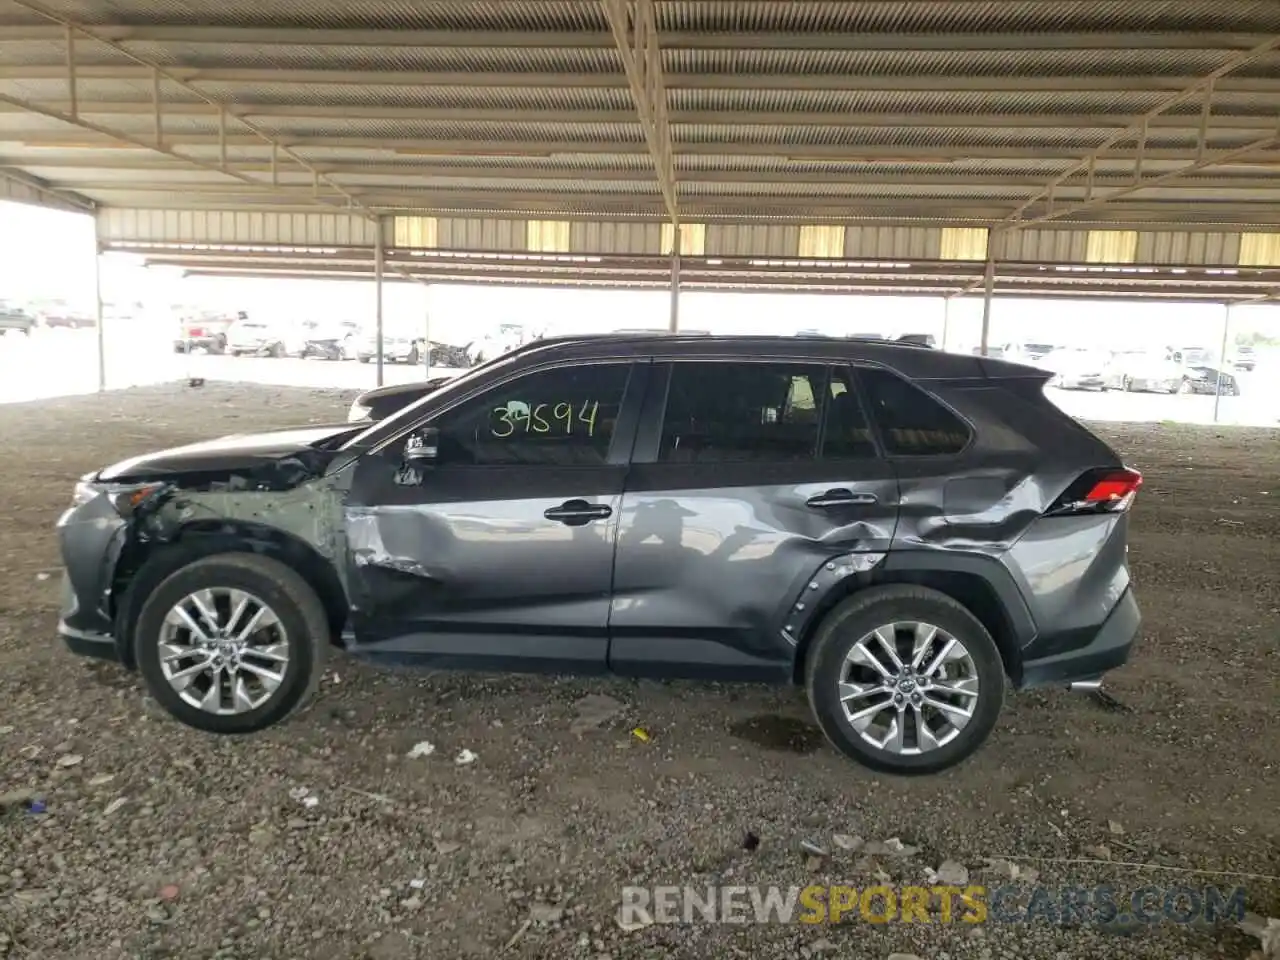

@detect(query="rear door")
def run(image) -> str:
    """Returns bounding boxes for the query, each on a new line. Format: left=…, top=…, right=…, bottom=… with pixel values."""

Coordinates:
left=608, top=358, right=899, bottom=680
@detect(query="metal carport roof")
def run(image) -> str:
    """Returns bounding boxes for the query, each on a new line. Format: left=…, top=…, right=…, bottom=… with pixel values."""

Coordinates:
left=3, top=0, right=1280, bottom=302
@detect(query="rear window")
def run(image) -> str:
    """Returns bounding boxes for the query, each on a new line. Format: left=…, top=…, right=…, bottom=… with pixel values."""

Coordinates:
left=858, top=367, right=972, bottom=456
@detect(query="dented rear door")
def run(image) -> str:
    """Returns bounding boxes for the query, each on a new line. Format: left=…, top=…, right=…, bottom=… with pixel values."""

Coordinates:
left=342, top=360, right=648, bottom=673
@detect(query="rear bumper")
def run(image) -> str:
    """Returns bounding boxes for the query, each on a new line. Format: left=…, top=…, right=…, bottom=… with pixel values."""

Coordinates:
left=1018, top=587, right=1139, bottom=688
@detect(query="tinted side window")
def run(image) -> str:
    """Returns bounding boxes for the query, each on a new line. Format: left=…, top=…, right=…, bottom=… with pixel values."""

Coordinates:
left=658, top=362, right=875, bottom=462
left=433, top=362, right=631, bottom=466
left=859, top=367, right=971, bottom=456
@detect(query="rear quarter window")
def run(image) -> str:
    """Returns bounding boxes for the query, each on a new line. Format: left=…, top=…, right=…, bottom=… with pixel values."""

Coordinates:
left=858, top=366, right=972, bottom=456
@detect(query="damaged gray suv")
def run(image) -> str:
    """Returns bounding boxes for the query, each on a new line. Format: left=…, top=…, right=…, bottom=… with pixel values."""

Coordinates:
left=57, top=334, right=1142, bottom=774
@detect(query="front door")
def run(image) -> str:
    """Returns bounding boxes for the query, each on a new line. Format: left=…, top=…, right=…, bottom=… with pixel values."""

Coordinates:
left=344, top=359, right=646, bottom=673
left=609, top=359, right=900, bottom=680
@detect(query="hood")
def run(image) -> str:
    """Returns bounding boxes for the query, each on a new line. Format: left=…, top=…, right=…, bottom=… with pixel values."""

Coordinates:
left=97, top=422, right=364, bottom=483
left=354, top=380, right=439, bottom=404
left=1187, top=365, right=1233, bottom=382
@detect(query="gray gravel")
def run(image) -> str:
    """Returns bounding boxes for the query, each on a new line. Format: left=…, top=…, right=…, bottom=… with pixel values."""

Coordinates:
left=0, top=382, right=1276, bottom=960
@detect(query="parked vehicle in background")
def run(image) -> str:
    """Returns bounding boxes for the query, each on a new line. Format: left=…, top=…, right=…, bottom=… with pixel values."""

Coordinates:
left=1044, top=347, right=1109, bottom=390
left=355, top=324, right=427, bottom=365
left=0, top=300, right=37, bottom=335
left=1230, top=345, right=1256, bottom=372
left=1103, top=349, right=1181, bottom=393
left=174, top=311, right=239, bottom=354
left=1171, top=346, right=1215, bottom=367
left=226, top=318, right=305, bottom=358
left=346, top=374, right=462, bottom=421
left=1001, top=341, right=1059, bottom=368
left=58, top=334, right=1143, bottom=775
left=33, top=299, right=95, bottom=329
left=300, top=320, right=361, bottom=360
left=1178, top=363, right=1241, bottom=396
left=895, top=333, right=937, bottom=348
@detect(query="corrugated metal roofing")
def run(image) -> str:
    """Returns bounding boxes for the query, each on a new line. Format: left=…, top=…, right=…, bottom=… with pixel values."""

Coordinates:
left=3, top=0, right=1280, bottom=245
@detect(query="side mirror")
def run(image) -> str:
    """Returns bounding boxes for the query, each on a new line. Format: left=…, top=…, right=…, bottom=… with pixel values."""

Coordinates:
left=404, top=427, right=440, bottom=464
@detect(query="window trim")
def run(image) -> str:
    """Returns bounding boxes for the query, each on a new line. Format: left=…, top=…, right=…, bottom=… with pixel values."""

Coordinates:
left=368, top=357, right=647, bottom=468
left=852, top=362, right=976, bottom=459
left=636, top=357, right=879, bottom=465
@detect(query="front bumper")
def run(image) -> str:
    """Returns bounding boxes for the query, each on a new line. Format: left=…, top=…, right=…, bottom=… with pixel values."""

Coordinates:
left=56, top=496, right=130, bottom=665
left=1018, top=587, right=1140, bottom=688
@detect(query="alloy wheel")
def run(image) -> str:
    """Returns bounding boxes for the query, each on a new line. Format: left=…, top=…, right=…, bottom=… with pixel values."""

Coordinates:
left=158, top=587, right=290, bottom=716
left=836, top=621, right=980, bottom=755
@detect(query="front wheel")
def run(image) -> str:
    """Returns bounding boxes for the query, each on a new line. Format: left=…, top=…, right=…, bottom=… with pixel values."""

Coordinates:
left=804, top=585, right=1004, bottom=775
left=133, top=553, right=329, bottom=734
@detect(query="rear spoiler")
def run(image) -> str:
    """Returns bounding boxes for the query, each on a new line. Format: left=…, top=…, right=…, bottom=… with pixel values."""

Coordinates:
left=974, top=356, right=1054, bottom=380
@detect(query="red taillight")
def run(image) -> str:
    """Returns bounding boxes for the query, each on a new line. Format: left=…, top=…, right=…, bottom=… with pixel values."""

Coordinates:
left=1048, top=467, right=1142, bottom=516
left=1083, top=470, right=1143, bottom=503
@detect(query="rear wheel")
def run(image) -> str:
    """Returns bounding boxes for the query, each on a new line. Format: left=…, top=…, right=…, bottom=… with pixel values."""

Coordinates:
left=133, top=553, right=328, bottom=734
left=804, top=585, right=1004, bottom=775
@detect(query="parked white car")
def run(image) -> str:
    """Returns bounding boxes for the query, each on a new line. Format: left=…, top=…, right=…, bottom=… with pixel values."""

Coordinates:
left=1044, top=347, right=1110, bottom=390
left=226, top=318, right=306, bottom=358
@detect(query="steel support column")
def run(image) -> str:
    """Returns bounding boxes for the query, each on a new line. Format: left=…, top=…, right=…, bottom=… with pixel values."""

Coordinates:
left=978, top=257, right=996, bottom=356
left=374, top=216, right=385, bottom=387
left=669, top=246, right=681, bottom=332
left=1214, top=303, right=1232, bottom=424
left=93, top=231, right=105, bottom=392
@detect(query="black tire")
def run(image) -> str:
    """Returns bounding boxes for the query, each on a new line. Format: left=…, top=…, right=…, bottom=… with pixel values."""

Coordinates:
left=134, top=553, right=329, bottom=734
left=804, top=585, right=1004, bottom=775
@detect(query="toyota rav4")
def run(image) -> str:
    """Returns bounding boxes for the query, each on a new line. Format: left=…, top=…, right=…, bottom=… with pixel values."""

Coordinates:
left=56, top=334, right=1141, bottom=774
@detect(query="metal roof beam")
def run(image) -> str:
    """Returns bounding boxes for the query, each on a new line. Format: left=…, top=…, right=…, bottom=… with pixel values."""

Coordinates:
left=9, top=133, right=1277, bottom=165
left=71, top=186, right=1280, bottom=218
left=10, top=101, right=1280, bottom=132
left=1000, top=33, right=1280, bottom=228
left=0, top=164, right=94, bottom=210
left=8, top=66, right=1280, bottom=95
left=601, top=0, right=676, bottom=221
left=0, top=90, right=342, bottom=205
left=6, top=0, right=382, bottom=222
left=28, top=159, right=1280, bottom=190
left=2, top=25, right=1275, bottom=51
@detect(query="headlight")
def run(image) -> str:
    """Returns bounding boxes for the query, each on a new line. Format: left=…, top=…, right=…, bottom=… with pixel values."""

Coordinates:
left=347, top=400, right=372, bottom=422
left=71, top=479, right=100, bottom=507
left=71, top=479, right=164, bottom=515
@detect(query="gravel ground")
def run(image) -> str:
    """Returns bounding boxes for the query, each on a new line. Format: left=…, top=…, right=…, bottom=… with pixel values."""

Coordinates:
left=0, top=382, right=1276, bottom=960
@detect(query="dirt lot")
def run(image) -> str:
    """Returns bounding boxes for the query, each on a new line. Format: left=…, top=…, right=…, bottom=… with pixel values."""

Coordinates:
left=1, top=383, right=1277, bottom=960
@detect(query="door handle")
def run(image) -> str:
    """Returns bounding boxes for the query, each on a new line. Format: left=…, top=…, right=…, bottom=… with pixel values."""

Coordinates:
left=544, top=499, right=613, bottom=525
left=806, top=488, right=879, bottom=508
